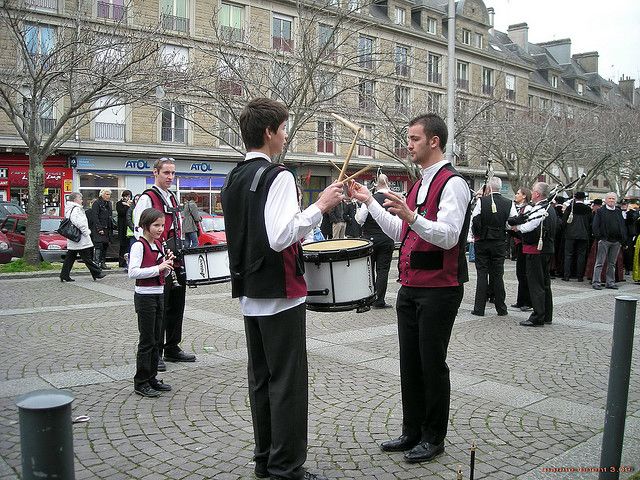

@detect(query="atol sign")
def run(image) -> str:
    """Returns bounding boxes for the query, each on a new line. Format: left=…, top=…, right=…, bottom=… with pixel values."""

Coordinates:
left=124, top=160, right=151, bottom=170
left=190, top=162, right=213, bottom=172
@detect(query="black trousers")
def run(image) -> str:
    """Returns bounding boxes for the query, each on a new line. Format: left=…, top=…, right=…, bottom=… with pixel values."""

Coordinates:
left=371, top=241, right=394, bottom=306
left=244, top=303, right=308, bottom=480
left=564, top=238, right=588, bottom=279
left=162, top=277, right=186, bottom=355
left=134, top=293, right=164, bottom=388
left=60, top=247, right=102, bottom=279
left=396, top=285, right=463, bottom=445
left=118, top=234, right=129, bottom=265
left=473, top=240, right=507, bottom=315
left=514, top=243, right=531, bottom=307
left=525, top=253, right=553, bottom=324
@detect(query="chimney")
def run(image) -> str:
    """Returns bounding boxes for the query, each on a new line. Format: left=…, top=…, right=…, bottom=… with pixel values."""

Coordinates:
left=507, top=23, right=528, bottom=53
left=487, top=7, right=494, bottom=34
left=539, top=38, right=571, bottom=65
left=619, top=75, right=637, bottom=104
left=573, top=51, right=599, bottom=73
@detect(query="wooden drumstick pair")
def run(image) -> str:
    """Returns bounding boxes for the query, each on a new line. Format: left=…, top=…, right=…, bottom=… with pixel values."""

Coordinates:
left=329, top=113, right=374, bottom=185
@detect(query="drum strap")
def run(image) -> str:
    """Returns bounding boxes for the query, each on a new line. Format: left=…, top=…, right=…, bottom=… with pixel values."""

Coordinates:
left=250, top=166, right=269, bottom=192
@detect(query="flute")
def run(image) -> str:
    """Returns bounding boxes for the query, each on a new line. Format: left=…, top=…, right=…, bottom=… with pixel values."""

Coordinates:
left=162, top=241, right=181, bottom=288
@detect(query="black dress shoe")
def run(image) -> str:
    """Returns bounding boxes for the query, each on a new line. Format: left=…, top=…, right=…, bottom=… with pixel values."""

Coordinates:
left=470, top=310, right=484, bottom=316
left=270, top=472, right=327, bottom=480
left=497, top=311, right=508, bottom=316
left=380, top=435, right=420, bottom=452
left=135, top=384, right=161, bottom=398
left=254, top=464, right=268, bottom=478
left=510, top=303, right=521, bottom=308
left=93, top=272, right=106, bottom=280
left=164, top=350, right=196, bottom=362
left=150, top=379, right=172, bottom=391
left=562, top=277, right=570, bottom=281
left=60, top=277, right=75, bottom=282
left=519, top=320, right=542, bottom=327
left=157, top=357, right=166, bottom=372
left=606, top=285, right=619, bottom=289
left=520, top=306, right=533, bottom=312
left=404, top=441, right=445, bottom=463
left=592, top=284, right=603, bottom=290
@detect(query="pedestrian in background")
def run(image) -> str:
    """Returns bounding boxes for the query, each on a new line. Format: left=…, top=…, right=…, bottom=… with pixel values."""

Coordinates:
left=329, top=199, right=346, bottom=239
left=59, top=192, right=105, bottom=282
left=591, top=192, right=627, bottom=290
left=181, top=193, right=201, bottom=248
left=126, top=194, right=140, bottom=251
left=116, top=190, right=133, bottom=267
left=91, top=189, right=114, bottom=270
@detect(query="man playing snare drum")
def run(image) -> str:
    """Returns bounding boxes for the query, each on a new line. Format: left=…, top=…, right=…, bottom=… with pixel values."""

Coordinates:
left=349, top=113, right=471, bottom=463
left=221, top=97, right=343, bottom=480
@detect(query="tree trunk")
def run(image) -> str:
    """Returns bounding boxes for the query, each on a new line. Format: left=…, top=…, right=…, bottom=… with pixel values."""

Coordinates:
left=24, top=152, right=45, bottom=265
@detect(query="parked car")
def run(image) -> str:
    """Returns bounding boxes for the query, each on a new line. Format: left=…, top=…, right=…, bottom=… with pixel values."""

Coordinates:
left=197, top=213, right=226, bottom=246
left=0, top=201, right=25, bottom=221
left=0, top=230, right=13, bottom=263
left=0, top=214, right=67, bottom=262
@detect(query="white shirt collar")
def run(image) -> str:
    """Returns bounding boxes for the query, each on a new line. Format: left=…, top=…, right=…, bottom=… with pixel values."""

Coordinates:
left=420, top=159, right=449, bottom=184
left=606, top=205, right=615, bottom=210
left=246, top=151, right=271, bottom=162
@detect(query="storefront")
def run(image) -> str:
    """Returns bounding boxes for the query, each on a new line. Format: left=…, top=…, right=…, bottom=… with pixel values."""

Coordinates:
left=74, top=156, right=235, bottom=213
left=0, top=154, right=73, bottom=216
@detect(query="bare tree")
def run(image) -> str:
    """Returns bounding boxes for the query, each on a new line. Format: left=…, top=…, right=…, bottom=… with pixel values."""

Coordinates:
left=0, top=0, right=186, bottom=264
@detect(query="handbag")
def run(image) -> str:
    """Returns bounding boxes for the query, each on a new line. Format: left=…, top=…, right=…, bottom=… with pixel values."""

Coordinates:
left=56, top=207, right=82, bottom=242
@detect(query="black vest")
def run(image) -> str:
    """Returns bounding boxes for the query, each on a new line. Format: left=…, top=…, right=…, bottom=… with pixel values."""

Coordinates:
left=221, top=158, right=306, bottom=299
left=472, top=194, right=512, bottom=241
left=361, top=192, right=394, bottom=245
left=522, top=204, right=558, bottom=254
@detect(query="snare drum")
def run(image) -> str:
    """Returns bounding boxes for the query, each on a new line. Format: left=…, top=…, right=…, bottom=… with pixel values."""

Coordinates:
left=181, top=244, right=230, bottom=286
left=302, top=239, right=375, bottom=312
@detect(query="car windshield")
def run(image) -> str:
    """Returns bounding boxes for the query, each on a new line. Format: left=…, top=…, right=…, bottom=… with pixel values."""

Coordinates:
left=2, top=204, right=24, bottom=215
left=40, top=219, right=62, bottom=232
left=200, top=217, right=225, bottom=232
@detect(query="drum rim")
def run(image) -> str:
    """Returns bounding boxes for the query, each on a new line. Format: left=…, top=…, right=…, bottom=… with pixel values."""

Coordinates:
left=302, top=239, right=373, bottom=262
left=185, top=275, right=231, bottom=285
left=181, top=243, right=228, bottom=254
left=305, top=293, right=376, bottom=312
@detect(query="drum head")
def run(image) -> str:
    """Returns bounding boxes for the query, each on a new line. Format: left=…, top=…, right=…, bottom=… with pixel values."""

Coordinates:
left=302, top=238, right=373, bottom=262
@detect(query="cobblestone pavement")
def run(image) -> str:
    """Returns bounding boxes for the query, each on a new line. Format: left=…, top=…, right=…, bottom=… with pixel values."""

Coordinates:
left=1, top=259, right=639, bottom=480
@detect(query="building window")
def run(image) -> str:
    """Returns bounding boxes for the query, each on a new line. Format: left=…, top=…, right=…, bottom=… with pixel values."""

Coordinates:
left=540, top=97, right=550, bottom=110
left=528, top=95, right=533, bottom=109
left=592, top=178, right=599, bottom=187
left=395, top=45, right=409, bottom=77
left=219, top=2, right=244, bottom=41
left=97, top=0, right=125, bottom=20
left=219, top=56, right=243, bottom=96
left=161, top=102, right=186, bottom=143
left=474, top=33, right=483, bottom=48
left=426, top=17, right=437, bottom=35
left=26, top=0, right=57, bottom=11
left=461, top=28, right=471, bottom=45
left=24, top=23, right=55, bottom=68
left=551, top=75, right=558, bottom=88
left=395, top=86, right=410, bottom=115
left=456, top=61, right=469, bottom=90
left=160, top=0, right=188, bottom=33
left=358, top=124, right=374, bottom=157
left=160, top=44, right=189, bottom=71
left=94, top=97, right=125, bottom=141
left=271, top=62, right=293, bottom=102
left=316, top=71, right=337, bottom=104
left=427, top=53, right=441, bottom=84
left=22, top=92, right=55, bottom=135
left=317, top=120, right=335, bottom=154
left=220, top=110, right=242, bottom=148
left=482, top=67, right=494, bottom=96
left=358, top=35, right=374, bottom=70
left=577, top=83, right=584, bottom=95
left=273, top=13, right=293, bottom=52
left=427, top=92, right=442, bottom=113
left=394, top=137, right=408, bottom=158
left=395, top=7, right=405, bottom=25
left=318, top=23, right=336, bottom=60
left=358, top=79, right=375, bottom=112
left=505, top=74, right=516, bottom=101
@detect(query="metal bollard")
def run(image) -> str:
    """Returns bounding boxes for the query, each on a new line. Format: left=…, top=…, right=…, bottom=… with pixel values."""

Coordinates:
left=16, top=389, right=75, bottom=480
left=598, top=295, right=637, bottom=480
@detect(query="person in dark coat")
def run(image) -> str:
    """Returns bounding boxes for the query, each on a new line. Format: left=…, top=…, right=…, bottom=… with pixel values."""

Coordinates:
left=591, top=192, right=627, bottom=289
left=510, top=187, right=532, bottom=311
left=562, top=191, right=591, bottom=282
left=116, top=190, right=133, bottom=267
left=344, top=199, right=361, bottom=238
left=91, top=189, right=114, bottom=269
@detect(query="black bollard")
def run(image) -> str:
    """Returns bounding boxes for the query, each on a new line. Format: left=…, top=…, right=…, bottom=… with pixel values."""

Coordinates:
left=598, top=296, right=637, bottom=480
left=16, top=389, right=75, bottom=480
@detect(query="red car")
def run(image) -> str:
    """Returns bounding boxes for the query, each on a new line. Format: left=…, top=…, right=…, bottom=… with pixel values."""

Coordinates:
left=0, top=230, right=13, bottom=264
left=197, top=213, right=226, bottom=246
left=0, top=214, right=68, bottom=262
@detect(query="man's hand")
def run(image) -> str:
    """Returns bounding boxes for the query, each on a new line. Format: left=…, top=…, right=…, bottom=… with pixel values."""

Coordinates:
left=347, top=181, right=372, bottom=204
left=315, top=181, right=345, bottom=214
left=383, top=191, right=414, bottom=224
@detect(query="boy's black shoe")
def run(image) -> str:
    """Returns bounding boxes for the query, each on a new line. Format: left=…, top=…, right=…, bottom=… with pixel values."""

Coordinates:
left=135, top=384, right=161, bottom=398
left=150, top=379, right=172, bottom=392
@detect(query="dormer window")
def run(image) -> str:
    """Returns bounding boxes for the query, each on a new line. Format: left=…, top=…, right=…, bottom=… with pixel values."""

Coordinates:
left=426, top=17, right=437, bottom=35
left=474, top=33, right=483, bottom=49
left=461, top=29, right=471, bottom=45
left=577, top=83, right=584, bottom=95
left=551, top=75, right=558, bottom=88
left=395, top=7, right=405, bottom=25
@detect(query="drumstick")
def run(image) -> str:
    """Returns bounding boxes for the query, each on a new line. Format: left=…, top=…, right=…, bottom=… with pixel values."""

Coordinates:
left=330, top=113, right=361, bottom=134
left=340, top=165, right=373, bottom=185
left=328, top=160, right=342, bottom=173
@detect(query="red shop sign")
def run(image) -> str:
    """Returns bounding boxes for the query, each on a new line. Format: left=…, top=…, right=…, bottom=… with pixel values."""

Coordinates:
left=8, top=168, right=70, bottom=188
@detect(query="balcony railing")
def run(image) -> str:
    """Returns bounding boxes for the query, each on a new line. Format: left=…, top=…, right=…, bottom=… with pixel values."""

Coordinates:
left=97, top=1, right=126, bottom=21
left=26, top=0, right=57, bottom=10
left=161, top=13, right=189, bottom=33
left=273, top=36, right=294, bottom=52
left=457, top=78, right=469, bottom=91
left=95, top=122, right=125, bottom=141
left=396, top=64, right=409, bottom=77
left=40, top=118, right=55, bottom=134
left=359, top=56, right=373, bottom=70
left=161, top=127, right=186, bottom=143
left=428, top=72, right=441, bottom=85
left=482, top=84, right=494, bottom=96
left=219, top=25, right=244, bottom=42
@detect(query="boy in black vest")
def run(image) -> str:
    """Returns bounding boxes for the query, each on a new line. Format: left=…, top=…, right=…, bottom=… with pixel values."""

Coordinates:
left=221, top=98, right=343, bottom=480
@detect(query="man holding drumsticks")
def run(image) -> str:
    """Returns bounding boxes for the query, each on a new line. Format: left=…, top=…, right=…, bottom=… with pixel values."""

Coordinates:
left=221, top=98, right=343, bottom=480
left=349, top=113, right=471, bottom=463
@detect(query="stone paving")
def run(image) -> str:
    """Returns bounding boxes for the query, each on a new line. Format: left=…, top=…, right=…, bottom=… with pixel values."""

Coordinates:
left=0, top=260, right=639, bottom=479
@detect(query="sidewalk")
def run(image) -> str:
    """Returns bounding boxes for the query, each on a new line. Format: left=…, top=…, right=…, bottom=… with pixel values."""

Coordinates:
left=0, top=262, right=639, bottom=479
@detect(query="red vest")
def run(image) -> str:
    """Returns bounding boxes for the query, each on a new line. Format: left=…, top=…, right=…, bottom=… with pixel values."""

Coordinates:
left=143, top=187, right=182, bottom=242
left=398, top=164, right=469, bottom=287
left=135, top=237, right=165, bottom=287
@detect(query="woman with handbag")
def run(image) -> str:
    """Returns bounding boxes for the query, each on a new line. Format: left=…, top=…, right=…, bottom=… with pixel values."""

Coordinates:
left=60, top=192, right=106, bottom=282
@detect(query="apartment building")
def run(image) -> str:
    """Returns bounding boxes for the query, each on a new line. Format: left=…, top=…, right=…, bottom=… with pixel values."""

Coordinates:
left=0, top=0, right=636, bottom=214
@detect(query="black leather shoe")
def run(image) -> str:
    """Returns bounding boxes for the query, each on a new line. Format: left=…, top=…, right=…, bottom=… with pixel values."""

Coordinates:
left=544, top=320, right=552, bottom=324
left=404, top=441, right=445, bottom=463
left=470, top=310, right=484, bottom=316
left=562, top=277, right=570, bottom=281
left=93, top=272, right=106, bottom=280
left=254, top=464, right=268, bottom=478
left=497, top=311, right=508, bottom=316
left=606, top=285, right=619, bottom=289
left=150, top=379, right=172, bottom=391
left=519, top=320, right=542, bottom=327
left=510, top=303, right=521, bottom=308
left=60, top=277, right=75, bottom=282
left=520, top=306, right=533, bottom=312
left=303, top=472, right=328, bottom=480
left=157, top=357, right=166, bottom=372
left=164, top=350, right=196, bottom=362
left=135, top=384, right=161, bottom=398
left=380, top=435, right=420, bottom=452
left=592, top=284, right=603, bottom=290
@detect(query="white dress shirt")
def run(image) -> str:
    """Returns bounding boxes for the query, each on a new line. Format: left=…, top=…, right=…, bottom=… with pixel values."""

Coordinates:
left=128, top=240, right=168, bottom=294
left=239, top=152, right=323, bottom=316
left=355, top=188, right=389, bottom=226
left=470, top=193, right=518, bottom=230
left=365, top=160, right=471, bottom=249
left=517, top=202, right=545, bottom=233
left=133, top=186, right=183, bottom=240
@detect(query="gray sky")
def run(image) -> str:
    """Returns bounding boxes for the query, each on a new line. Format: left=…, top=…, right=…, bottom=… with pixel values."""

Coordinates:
left=485, top=0, right=640, bottom=86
